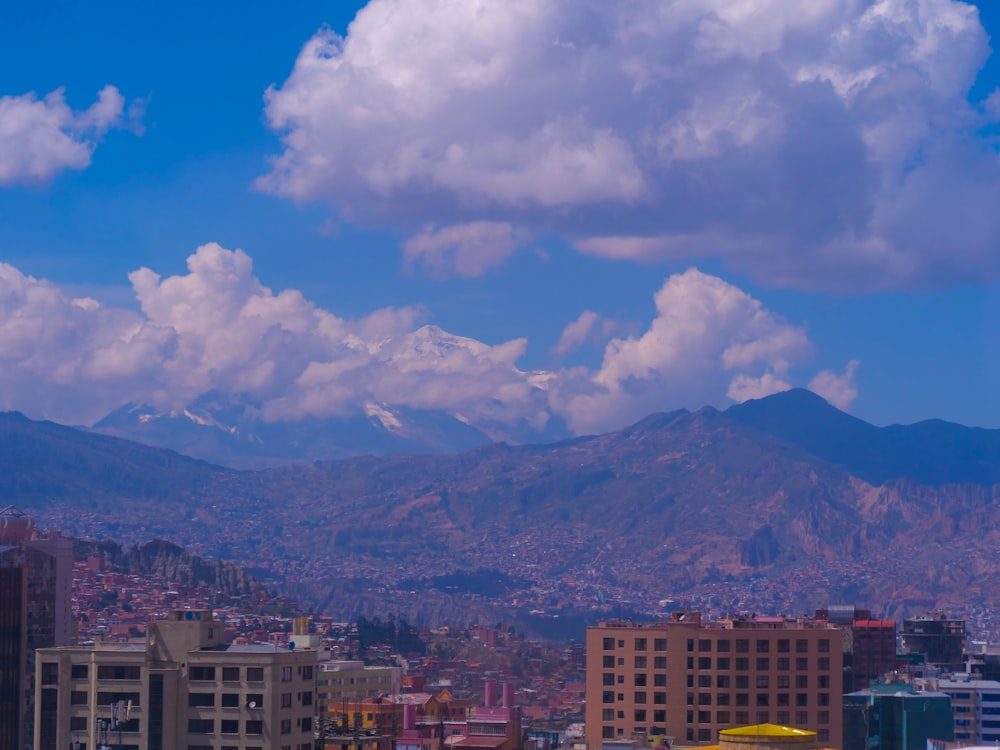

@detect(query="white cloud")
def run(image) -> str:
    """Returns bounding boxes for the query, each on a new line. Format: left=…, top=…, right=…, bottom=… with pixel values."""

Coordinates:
left=551, top=268, right=813, bottom=433
left=403, top=222, right=526, bottom=277
left=259, top=0, right=998, bottom=290
left=808, top=359, right=860, bottom=410
left=553, top=310, right=626, bottom=356
left=0, top=86, right=127, bottom=185
left=0, top=246, right=851, bottom=437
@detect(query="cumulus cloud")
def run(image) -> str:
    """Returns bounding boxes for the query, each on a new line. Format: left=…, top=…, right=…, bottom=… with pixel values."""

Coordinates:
left=259, top=0, right=1000, bottom=289
left=553, top=310, right=627, bottom=356
left=0, top=245, right=849, bottom=436
left=0, top=86, right=128, bottom=185
left=403, top=221, right=526, bottom=277
left=551, top=269, right=812, bottom=433
left=808, top=359, right=860, bottom=410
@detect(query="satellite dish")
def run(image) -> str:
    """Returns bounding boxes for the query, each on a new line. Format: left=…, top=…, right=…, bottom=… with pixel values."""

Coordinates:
left=289, top=641, right=296, bottom=650
left=248, top=701, right=257, bottom=709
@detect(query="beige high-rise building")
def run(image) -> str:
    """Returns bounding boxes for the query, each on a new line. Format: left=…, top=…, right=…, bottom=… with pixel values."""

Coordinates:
left=34, top=609, right=318, bottom=750
left=585, top=613, right=844, bottom=749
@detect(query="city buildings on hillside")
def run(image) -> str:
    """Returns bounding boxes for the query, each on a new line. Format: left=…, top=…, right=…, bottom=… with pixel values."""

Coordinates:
left=584, top=612, right=844, bottom=750
left=34, top=609, right=318, bottom=750
left=914, top=677, right=1000, bottom=744
left=0, top=506, right=72, bottom=750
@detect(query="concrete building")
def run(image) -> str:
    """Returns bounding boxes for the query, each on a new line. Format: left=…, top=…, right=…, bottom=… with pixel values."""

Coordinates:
left=35, top=609, right=318, bottom=750
left=901, top=613, right=966, bottom=673
left=842, top=684, right=954, bottom=750
left=0, top=506, right=72, bottom=750
left=317, top=660, right=402, bottom=712
left=815, top=607, right=898, bottom=692
left=585, top=613, right=844, bottom=749
left=918, top=677, right=1000, bottom=744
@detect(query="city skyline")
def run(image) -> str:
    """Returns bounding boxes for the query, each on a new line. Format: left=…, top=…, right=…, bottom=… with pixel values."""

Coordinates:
left=3, top=1, right=1000, bottom=433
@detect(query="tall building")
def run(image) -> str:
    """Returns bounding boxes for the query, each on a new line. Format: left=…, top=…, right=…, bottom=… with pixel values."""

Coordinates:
left=900, top=612, right=965, bottom=673
left=0, top=506, right=72, bottom=750
left=919, top=677, right=1000, bottom=744
left=35, top=609, right=318, bottom=750
left=842, top=684, right=954, bottom=750
left=815, top=606, right=898, bottom=691
left=584, top=613, right=844, bottom=749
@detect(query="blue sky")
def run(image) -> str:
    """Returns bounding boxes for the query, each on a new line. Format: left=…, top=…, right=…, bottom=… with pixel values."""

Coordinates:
left=2, top=0, right=1000, bottom=433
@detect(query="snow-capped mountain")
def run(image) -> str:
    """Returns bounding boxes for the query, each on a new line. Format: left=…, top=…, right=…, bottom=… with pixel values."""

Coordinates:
left=91, top=391, right=569, bottom=468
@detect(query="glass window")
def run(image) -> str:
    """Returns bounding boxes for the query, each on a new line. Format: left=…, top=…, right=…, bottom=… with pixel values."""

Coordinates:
left=604, top=638, right=615, bottom=650
left=654, top=639, right=667, bottom=652
left=247, top=668, right=264, bottom=682
left=222, top=667, right=240, bottom=682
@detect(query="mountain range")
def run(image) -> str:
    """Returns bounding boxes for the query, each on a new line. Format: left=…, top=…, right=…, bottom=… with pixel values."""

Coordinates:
left=9, top=389, right=1000, bottom=633
left=90, top=391, right=569, bottom=468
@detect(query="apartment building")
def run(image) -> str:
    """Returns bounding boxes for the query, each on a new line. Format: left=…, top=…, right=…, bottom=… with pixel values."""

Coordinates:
left=584, top=613, right=844, bottom=749
left=920, top=677, right=1000, bottom=744
left=35, top=609, right=318, bottom=750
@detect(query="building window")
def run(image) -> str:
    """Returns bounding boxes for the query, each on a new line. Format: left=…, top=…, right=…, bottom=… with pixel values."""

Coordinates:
left=818, top=693, right=829, bottom=706
left=281, top=719, right=292, bottom=735
left=756, top=676, right=769, bottom=689
left=736, top=712, right=749, bottom=725
left=818, top=675, right=829, bottom=689
left=302, top=665, right=313, bottom=680
left=189, top=693, right=215, bottom=707
left=281, top=666, right=293, bottom=682
left=756, top=694, right=769, bottom=707
left=189, top=667, right=216, bottom=681
left=188, top=719, right=214, bottom=734
left=699, top=657, right=712, bottom=670
left=281, top=693, right=292, bottom=708
left=777, top=694, right=790, bottom=706
left=698, top=729, right=711, bottom=741
left=221, top=720, right=239, bottom=734
left=796, top=694, right=808, bottom=707
left=654, top=693, right=666, bottom=705
left=736, top=694, right=749, bottom=707
left=70, top=717, right=87, bottom=731
left=757, top=640, right=770, bottom=653
left=717, top=711, right=730, bottom=724
left=618, top=675, right=625, bottom=684
left=602, top=727, right=614, bottom=739
left=654, top=639, right=667, bottom=652
left=247, top=668, right=264, bottom=682
left=222, top=667, right=240, bottom=682
left=795, top=676, right=808, bottom=689
left=635, top=638, right=647, bottom=652
left=818, top=639, right=830, bottom=653
left=736, top=640, right=749, bottom=653
left=687, top=676, right=694, bottom=688
left=777, top=675, right=790, bottom=689
left=71, top=664, right=88, bottom=679
left=717, top=675, right=730, bottom=689
left=71, top=691, right=88, bottom=705
left=221, top=693, right=239, bottom=708
left=698, top=693, right=712, bottom=706
left=246, top=694, right=264, bottom=709
left=818, top=658, right=830, bottom=671
left=603, top=709, right=615, bottom=721
left=795, top=658, right=808, bottom=671
left=777, top=711, right=790, bottom=724
left=795, top=640, right=808, bottom=653
left=687, top=657, right=694, bottom=670
left=246, top=720, right=263, bottom=735
left=735, top=676, right=749, bottom=689
left=717, top=657, right=730, bottom=670
left=818, top=711, right=829, bottom=724
left=717, top=640, right=731, bottom=652
left=756, top=658, right=770, bottom=671
left=698, top=675, right=711, bottom=688
left=777, top=640, right=790, bottom=653
left=603, top=655, right=614, bottom=668
left=699, top=640, right=712, bottom=652
left=717, top=694, right=730, bottom=706
left=796, top=711, right=808, bottom=725
left=604, top=638, right=615, bottom=650
left=654, top=709, right=666, bottom=722
left=603, top=673, right=614, bottom=686
left=635, top=710, right=647, bottom=722
left=687, top=639, right=695, bottom=652
left=97, top=665, right=141, bottom=680
left=654, top=674, right=666, bottom=687
left=602, top=691, right=614, bottom=704
left=635, top=656, right=647, bottom=669
left=618, top=640, right=625, bottom=648
left=757, top=711, right=770, bottom=723
left=635, top=692, right=647, bottom=704
left=654, top=656, right=667, bottom=669
left=736, top=658, right=749, bottom=671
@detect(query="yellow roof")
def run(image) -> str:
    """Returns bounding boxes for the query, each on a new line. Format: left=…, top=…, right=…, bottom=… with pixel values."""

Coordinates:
left=719, top=724, right=816, bottom=738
